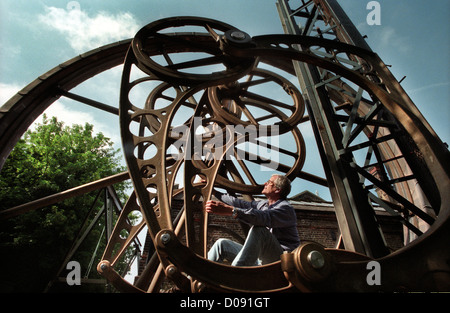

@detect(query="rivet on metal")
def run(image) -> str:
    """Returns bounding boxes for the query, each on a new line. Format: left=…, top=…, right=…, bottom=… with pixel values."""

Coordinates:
left=230, top=31, right=246, bottom=41
left=160, top=232, right=171, bottom=245
left=307, top=250, right=325, bottom=269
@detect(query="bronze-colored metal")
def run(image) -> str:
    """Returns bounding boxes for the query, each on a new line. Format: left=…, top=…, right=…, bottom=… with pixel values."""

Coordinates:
left=155, top=229, right=293, bottom=292
left=0, top=40, right=132, bottom=169
left=1, top=10, right=448, bottom=292
left=208, top=68, right=305, bottom=133
left=276, top=0, right=445, bottom=255
left=281, top=242, right=334, bottom=292
left=97, top=260, right=145, bottom=293
left=132, top=16, right=257, bottom=85
left=114, top=16, right=449, bottom=292
left=0, top=171, right=130, bottom=220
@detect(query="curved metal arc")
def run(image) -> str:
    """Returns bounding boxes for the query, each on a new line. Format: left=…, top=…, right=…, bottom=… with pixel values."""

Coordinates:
left=155, top=229, right=293, bottom=292
left=231, top=33, right=449, bottom=289
left=319, top=68, right=436, bottom=229
left=234, top=34, right=448, bottom=211
left=120, top=51, right=214, bottom=239
left=121, top=45, right=234, bottom=259
left=180, top=115, right=306, bottom=261
left=0, top=13, right=446, bottom=292
left=121, top=55, right=308, bottom=263
left=180, top=117, right=306, bottom=194
left=120, top=49, right=166, bottom=239
left=208, top=68, right=306, bottom=133
left=132, top=17, right=257, bottom=85
left=0, top=40, right=132, bottom=170
left=332, top=213, right=450, bottom=291
left=167, top=84, right=306, bottom=261
left=6, top=16, right=439, bottom=291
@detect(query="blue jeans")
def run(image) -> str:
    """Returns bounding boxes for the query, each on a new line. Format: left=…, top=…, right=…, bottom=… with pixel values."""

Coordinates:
left=207, top=226, right=284, bottom=266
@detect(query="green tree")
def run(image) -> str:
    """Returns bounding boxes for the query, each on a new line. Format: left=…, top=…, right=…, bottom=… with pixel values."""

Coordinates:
left=0, top=115, right=131, bottom=292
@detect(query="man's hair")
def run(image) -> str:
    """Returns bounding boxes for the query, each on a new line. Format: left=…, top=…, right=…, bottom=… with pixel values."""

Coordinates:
left=273, top=175, right=291, bottom=200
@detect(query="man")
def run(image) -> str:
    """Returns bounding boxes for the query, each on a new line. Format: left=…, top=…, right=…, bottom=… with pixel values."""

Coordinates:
left=206, top=174, right=300, bottom=266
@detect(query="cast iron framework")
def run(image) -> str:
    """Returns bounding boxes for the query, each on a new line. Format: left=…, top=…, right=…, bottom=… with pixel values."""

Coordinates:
left=0, top=0, right=449, bottom=292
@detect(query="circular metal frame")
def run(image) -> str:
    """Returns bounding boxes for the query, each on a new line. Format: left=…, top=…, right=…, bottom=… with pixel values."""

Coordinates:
left=131, top=16, right=257, bottom=85
left=1, top=16, right=449, bottom=292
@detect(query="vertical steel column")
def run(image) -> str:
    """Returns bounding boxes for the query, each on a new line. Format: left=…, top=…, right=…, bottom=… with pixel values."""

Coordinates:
left=276, top=0, right=389, bottom=257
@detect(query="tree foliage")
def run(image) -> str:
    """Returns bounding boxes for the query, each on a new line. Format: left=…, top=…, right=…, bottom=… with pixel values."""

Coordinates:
left=0, top=115, right=131, bottom=292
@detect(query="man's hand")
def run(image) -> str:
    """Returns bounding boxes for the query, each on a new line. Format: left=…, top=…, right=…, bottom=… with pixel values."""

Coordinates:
left=205, top=200, right=234, bottom=216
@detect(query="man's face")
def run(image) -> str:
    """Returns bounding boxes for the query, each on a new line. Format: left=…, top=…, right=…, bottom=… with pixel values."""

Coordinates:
left=262, top=176, right=279, bottom=197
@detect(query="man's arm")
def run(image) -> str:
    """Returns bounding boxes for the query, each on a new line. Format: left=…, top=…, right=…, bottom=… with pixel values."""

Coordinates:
left=205, top=200, right=233, bottom=216
left=235, top=202, right=297, bottom=228
left=207, top=194, right=296, bottom=229
left=219, top=193, right=255, bottom=210
left=206, top=192, right=256, bottom=217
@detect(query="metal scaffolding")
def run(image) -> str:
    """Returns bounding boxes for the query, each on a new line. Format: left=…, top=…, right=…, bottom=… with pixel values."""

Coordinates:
left=276, top=0, right=443, bottom=257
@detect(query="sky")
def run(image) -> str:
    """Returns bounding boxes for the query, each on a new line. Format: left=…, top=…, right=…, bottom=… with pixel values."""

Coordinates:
left=1, top=0, right=449, bottom=201
left=0, top=0, right=448, bottom=285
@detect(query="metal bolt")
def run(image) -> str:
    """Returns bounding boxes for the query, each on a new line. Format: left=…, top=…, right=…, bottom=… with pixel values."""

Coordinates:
left=307, top=250, right=325, bottom=269
left=100, top=263, right=108, bottom=271
left=230, top=31, right=246, bottom=41
left=160, top=232, right=171, bottom=245
left=167, top=266, right=177, bottom=275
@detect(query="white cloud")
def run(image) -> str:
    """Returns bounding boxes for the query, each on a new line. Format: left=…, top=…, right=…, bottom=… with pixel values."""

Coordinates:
left=0, top=82, right=23, bottom=105
left=377, top=26, right=411, bottom=54
left=0, top=82, right=120, bottom=146
left=36, top=101, right=121, bottom=147
left=38, top=101, right=95, bottom=128
left=38, top=6, right=140, bottom=52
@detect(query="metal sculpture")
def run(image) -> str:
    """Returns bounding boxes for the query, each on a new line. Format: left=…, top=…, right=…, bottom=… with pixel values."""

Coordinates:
left=1, top=0, right=449, bottom=292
